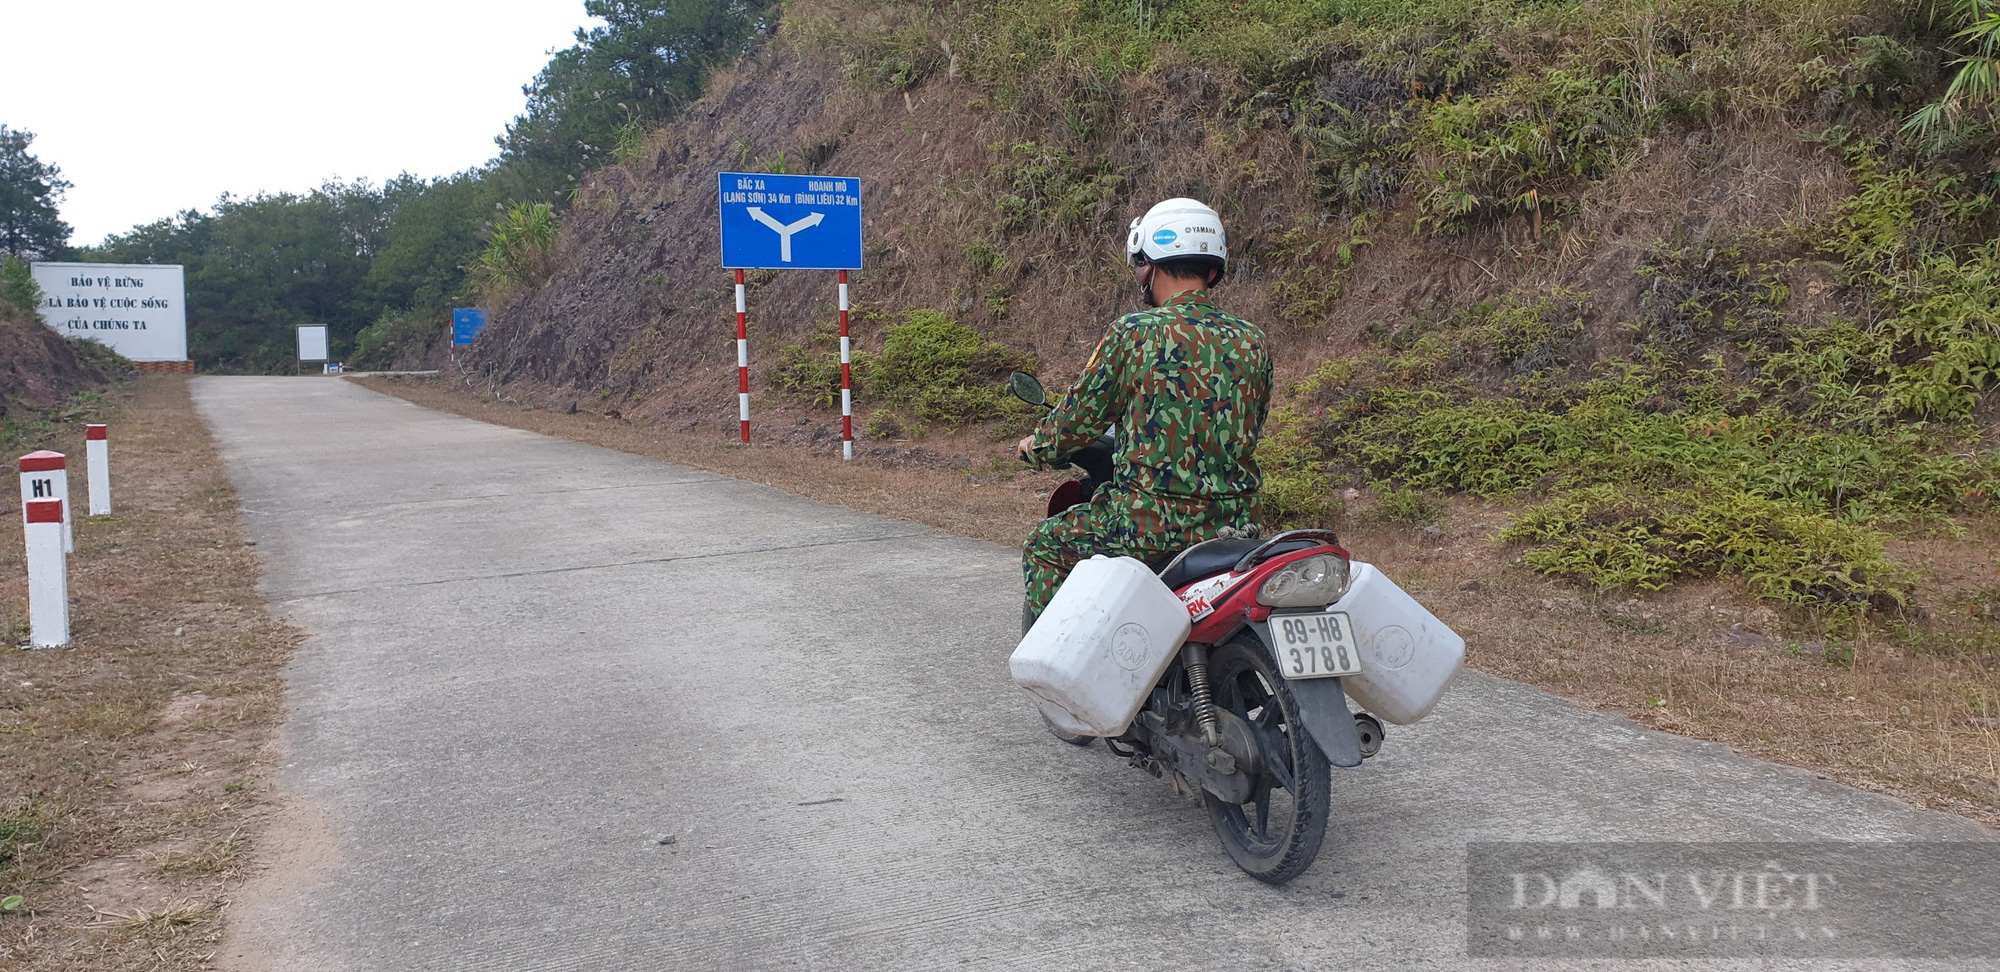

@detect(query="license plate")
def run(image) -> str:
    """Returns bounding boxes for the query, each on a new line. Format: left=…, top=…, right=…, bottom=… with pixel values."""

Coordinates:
left=1267, top=611, right=1363, bottom=680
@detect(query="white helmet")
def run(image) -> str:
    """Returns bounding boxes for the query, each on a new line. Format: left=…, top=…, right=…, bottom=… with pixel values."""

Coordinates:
left=1126, top=197, right=1227, bottom=269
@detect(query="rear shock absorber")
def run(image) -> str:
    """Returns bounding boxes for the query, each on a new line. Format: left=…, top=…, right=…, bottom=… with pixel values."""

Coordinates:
left=1183, top=643, right=1221, bottom=748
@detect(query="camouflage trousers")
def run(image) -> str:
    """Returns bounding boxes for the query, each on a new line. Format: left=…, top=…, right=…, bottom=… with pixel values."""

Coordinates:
left=1022, top=485, right=1255, bottom=617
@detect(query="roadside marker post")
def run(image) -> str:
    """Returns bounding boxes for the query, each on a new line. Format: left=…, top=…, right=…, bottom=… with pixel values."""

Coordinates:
left=85, top=425, right=111, bottom=515
left=717, top=172, right=864, bottom=455
left=23, top=498, right=69, bottom=647
left=19, top=451, right=72, bottom=554
left=19, top=452, right=72, bottom=648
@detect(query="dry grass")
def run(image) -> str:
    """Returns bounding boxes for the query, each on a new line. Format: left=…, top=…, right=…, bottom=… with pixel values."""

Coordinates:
left=1337, top=508, right=2000, bottom=825
left=362, top=373, right=2000, bottom=828
left=0, top=376, right=301, bottom=971
left=148, top=832, right=245, bottom=880
left=87, top=901, right=215, bottom=932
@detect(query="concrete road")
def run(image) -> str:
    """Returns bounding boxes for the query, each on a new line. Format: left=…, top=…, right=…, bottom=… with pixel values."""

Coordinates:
left=195, top=378, right=1993, bottom=972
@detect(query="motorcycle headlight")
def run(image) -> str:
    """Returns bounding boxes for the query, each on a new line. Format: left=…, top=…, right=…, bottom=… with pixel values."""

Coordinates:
left=1256, top=554, right=1351, bottom=608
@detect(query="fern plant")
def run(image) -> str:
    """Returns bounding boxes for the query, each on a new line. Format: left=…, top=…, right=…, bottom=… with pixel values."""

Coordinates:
left=1904, top=0, right=2000, bottom=146
left=468, top=202, right=561, bottom=303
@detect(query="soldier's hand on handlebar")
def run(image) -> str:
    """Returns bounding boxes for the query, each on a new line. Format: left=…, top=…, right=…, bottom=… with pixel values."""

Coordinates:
left=1017, top=434, right=1036, bottom=464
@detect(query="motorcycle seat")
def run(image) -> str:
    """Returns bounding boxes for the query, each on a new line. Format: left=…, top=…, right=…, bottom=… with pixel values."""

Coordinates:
left=1154, top=536, right=1320, bottom=590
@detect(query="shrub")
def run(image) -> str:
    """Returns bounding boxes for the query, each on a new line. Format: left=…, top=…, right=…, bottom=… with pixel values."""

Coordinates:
left=1325, top=377, right=1985, bottom=524
left=770, top=326, right=875, bottom=408
left=1263, top=216, right=1375, bottom=323
left=990, top=141, right=1124, bottom=235
left=1903, top=0, right=2000, bottom=148
left=351, top=308, right=444, bottom=371
left=1730, top=153, right=2000, bottom=425
left=0, top=255, right=42, bottom=313
left=1501, top=486, right=1907, bottom=607
left=785, top=309, right=1038, bottom=430
left=1811, top=154, right=2000, bottom=420
left=871, top=309, right=1029, bottom=425
left=1375, top=488, right=1439, bottom=525
left=1411, top=68, right=1642, bottom=234
left=1256, top=405, right=1342, bottom=528
left=864, top=412, right=904, bottom=440
left=839, top=20, right=948, bottom=90
left=468, top=202, right=560, bottom=304
left=964, top=240, right=1008, bottom=276
left=0, top=800, right=56, bottom=873
left=1294, top=103, right=1412, bottom=213
left=1276, top=268, right=1994, bottom=608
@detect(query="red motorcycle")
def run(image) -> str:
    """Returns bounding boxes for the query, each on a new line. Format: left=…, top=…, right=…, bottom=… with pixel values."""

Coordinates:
left=1010, top=372, right=1384, bottom=885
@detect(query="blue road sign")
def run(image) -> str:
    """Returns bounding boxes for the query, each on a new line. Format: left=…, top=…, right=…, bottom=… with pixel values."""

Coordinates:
left=718, top=172, right=863, bottom=270
left=452, top=308, right=488, bottom=347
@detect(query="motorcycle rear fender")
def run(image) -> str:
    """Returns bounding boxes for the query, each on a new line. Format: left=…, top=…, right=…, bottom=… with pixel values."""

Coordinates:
left=1236, top=621, right=1365, bottom=769
left=1286, top=672, right=1365, bottom=769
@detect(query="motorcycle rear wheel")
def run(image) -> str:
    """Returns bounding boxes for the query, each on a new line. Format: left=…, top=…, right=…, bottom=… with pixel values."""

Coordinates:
left=1201, top=634, right=1332, bottom=885
left=1024, top=603, right=1092, bottom=745
left=1041, top=714, right=1093, bottom=746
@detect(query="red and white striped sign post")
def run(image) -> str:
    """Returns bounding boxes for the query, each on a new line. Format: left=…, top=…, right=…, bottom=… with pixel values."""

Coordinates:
left=19, top=451, right=72, bottom=554
left=718, top=172, right=864, bottom=454
left=735, top=268, right=751, bottom=444
left=85, top=424, right=111, bottom=515
left=18, top=452, right=71, bottom=647
left=838, top=270, right=854, bottom=460
left=726, top=271, right=858, bottom=456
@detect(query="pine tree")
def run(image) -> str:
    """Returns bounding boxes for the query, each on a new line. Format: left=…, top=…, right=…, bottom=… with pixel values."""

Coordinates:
left=0, top=126, right=73, bottom=259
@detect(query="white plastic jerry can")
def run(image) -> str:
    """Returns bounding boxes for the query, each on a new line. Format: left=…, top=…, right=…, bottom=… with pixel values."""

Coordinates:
left=1327, top=562, right=1465, bottom=724
left=1010, top=556, right=1192, bottom=736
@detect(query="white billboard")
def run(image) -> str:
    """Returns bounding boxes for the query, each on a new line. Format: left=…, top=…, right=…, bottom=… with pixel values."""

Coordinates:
left=297, top=325, right=328, bottom=361
left=30, top=262, right=189, bottom=362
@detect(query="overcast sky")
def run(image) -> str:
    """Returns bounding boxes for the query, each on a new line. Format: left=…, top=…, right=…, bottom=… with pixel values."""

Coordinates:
left=4, top=0, right=599, bottom=246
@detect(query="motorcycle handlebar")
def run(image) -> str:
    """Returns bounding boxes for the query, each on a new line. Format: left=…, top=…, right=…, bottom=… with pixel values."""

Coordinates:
left=1063, top=433, right=1116, bottom=482
left=1022, top=433, right=1116, bottom=474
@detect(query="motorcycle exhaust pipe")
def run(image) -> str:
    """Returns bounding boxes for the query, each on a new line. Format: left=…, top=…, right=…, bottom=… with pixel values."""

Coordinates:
left=1354, top=712, right=1384, bottom=759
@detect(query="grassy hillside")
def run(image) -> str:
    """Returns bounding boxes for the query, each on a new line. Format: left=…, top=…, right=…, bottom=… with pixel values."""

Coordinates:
left=465, top=0, right=1996, bottom=635
left=0, top=301, right=126, bottom=449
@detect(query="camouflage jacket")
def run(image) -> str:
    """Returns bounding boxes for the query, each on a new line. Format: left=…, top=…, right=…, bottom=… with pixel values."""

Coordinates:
left=1028, top=290, right=1272, bottom=499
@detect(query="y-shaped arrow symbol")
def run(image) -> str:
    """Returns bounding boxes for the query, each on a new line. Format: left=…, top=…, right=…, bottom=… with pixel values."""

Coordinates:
left=746, top=208, right=825, bottom=263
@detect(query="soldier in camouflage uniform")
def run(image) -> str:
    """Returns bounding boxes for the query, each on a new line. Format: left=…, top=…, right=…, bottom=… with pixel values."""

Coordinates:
left=1018, top=198, right=1272, bottom=617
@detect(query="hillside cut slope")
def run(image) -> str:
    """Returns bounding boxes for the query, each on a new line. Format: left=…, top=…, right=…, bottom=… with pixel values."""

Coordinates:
left=467, top=0, right=1997, bottom=621
left=1, top=304, right=124, bottom=423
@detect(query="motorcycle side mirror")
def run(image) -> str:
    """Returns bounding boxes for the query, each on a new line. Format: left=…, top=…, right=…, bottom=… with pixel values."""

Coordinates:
left=1009, top=371, right=1048, bottom=407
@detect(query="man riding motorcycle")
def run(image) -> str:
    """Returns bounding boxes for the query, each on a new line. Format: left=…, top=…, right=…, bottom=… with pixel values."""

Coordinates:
left=1016, top=198, right=1274, bottom=622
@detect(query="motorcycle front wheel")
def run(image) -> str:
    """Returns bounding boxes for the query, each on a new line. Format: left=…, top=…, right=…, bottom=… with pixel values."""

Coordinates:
left=1202, top=634, right=1332, bottom=884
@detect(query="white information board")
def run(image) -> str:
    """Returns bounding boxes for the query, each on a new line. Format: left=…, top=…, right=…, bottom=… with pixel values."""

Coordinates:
left=30, top=262, right=188, bottom=362
left=297, top=325, right=329, bottom=362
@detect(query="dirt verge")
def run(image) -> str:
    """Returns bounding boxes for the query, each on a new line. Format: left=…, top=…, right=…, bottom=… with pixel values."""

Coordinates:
left=0, top=377, right=301, bottom=971
left=360, top=372, right=2000, bottom=828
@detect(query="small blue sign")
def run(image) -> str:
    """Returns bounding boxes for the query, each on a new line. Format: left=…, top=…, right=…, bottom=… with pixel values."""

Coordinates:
left=718, top=172, right=863, bottom=270
left=1153, top=228, right=1178, bottom=246
left=452, top=308, right=488, bottom=347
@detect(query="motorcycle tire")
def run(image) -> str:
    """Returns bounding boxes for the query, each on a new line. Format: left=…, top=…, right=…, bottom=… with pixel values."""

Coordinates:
left=1200, top=634, right=1333, bottom=885
left=1023, top=604, right=1090, bottom=746
left=1042, top=714, right=1093, bottom=746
